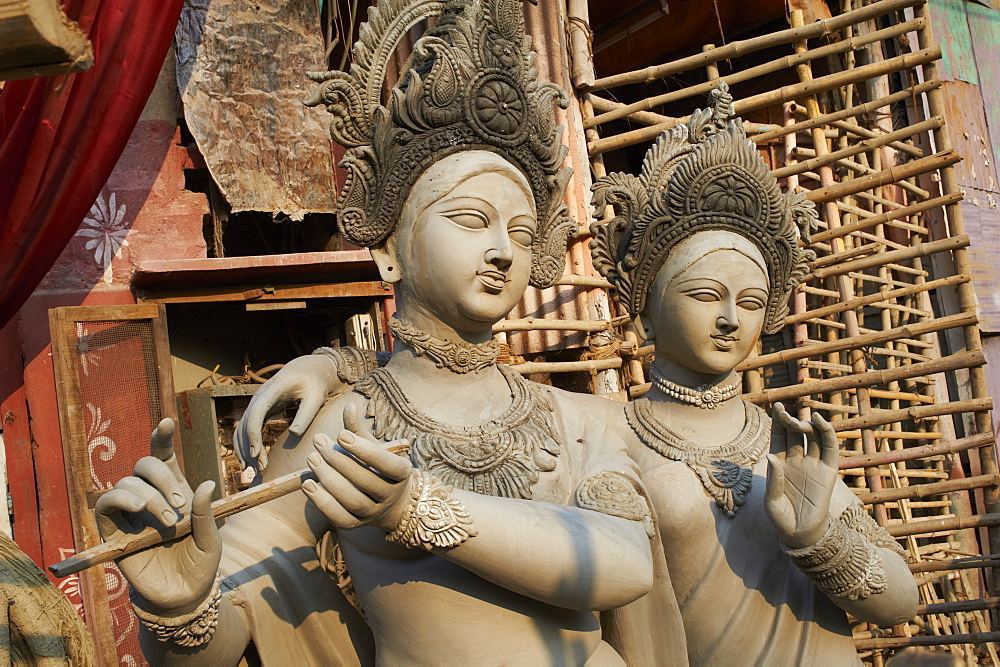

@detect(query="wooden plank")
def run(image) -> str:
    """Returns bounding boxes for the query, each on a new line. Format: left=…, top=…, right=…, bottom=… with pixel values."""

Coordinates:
left=0, top=0, right=92, bottom=81
left=138, top=281, right=392, bottom=304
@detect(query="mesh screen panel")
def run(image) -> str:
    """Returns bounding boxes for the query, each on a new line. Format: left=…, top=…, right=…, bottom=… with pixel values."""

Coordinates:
left=74, top=319, right=160, bottom=666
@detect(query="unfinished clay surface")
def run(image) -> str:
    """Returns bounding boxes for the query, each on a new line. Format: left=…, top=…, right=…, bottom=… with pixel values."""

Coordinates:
left=94, top=0, right=661, bottom=663
left=241, top=86, right=920, bottom=665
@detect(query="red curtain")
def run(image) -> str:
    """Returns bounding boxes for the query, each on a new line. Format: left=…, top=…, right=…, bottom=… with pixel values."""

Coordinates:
left=0, top=0, right=185, bottom=328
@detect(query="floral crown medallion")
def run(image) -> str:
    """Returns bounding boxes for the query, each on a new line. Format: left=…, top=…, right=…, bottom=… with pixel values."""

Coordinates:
left=306, top=0, right=577, bottom=288
left=589, top=83, right=818, bottom=334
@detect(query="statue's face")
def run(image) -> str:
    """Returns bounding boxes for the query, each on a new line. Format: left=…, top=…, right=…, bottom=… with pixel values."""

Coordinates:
left=646, top=247, right=768, bottom=376
left=394, top=154, right=536, bottom=332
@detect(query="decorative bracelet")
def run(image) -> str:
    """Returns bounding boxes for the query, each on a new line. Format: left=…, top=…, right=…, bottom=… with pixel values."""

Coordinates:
left=385, top=469, right=478, bottom=550
left=312, top=347, right=387, bottom=385
left=131, top=578, right=222, bottom=648
left=787, top=515, right=887, bottom=600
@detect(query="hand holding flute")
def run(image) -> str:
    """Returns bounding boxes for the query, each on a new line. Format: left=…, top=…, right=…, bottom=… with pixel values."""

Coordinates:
left=87, top=418, right=222, bottom=617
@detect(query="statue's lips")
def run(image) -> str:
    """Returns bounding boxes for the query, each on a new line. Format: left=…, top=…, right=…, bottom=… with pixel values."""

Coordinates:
left=477, top=271, right=509, bottom=293
left=712, top=335, right=737, bottom=350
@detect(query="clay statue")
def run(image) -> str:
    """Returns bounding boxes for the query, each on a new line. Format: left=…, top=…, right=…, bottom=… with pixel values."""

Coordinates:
left=240, top=85, right=919, bottom=664
left=94, top=0, right=661, bottom=663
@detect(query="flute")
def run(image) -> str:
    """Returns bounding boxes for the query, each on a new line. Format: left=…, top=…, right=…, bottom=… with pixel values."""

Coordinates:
left=49, top=467, right=315, bottom=579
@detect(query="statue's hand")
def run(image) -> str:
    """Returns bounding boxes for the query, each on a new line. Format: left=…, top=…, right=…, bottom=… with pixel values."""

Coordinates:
left=764, top=402, right=839, bottom=549
left=234, top=353, right=344, bottom=472
left=94, top=419, right=221, bottom=616
left=303, top=404, right=415, bottom=532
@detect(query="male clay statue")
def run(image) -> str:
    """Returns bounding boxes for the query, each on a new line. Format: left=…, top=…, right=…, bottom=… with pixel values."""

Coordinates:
left=243, top=85, right=919, bottom=665
left=94, top=0, right=664, bottom=663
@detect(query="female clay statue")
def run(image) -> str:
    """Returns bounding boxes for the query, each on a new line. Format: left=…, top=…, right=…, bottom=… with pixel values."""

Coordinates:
left=94, top=1, right=667, bottom=664
left=242, top=86, right=919, bottom=664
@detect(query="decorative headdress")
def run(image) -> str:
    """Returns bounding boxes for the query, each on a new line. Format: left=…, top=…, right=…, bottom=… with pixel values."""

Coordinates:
left=305, top=0, right=577, bottom=288
left=589, top=83, right=818, bottom=334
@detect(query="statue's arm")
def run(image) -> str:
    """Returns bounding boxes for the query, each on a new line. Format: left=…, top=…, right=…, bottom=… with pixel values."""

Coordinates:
left=792, top=485, right=918, bottom=627
left=765, top=404, right=917, bottom=626
left=305, top=399, right=653, bottom=612
left=432, top=487, right=653, bottom=611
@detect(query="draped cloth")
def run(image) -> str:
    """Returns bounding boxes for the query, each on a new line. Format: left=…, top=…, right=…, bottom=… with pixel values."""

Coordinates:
left=0, top=0, right=184, bottom=326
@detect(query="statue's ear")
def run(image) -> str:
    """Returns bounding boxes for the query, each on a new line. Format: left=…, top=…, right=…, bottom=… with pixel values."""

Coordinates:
left=370, top=237, right=402, bottom=283
left=635, top=312, right=654, bottom=342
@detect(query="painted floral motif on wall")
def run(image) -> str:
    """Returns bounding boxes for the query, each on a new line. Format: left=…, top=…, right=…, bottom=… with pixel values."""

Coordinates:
left=75, top=192, right=129, bottom=284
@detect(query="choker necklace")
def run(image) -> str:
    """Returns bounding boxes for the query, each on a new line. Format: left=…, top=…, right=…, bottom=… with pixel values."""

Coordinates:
left=625, top=399, right=769, bottom=516
left=649, top=366, right=741, bottom=409
left=355, top=365, right=561, bottom=499
left=389, top=317, right=500, bottom=374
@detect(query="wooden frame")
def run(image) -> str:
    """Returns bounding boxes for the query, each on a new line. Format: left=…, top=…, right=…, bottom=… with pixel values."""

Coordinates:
left=49, top=303, right=178, bottom=665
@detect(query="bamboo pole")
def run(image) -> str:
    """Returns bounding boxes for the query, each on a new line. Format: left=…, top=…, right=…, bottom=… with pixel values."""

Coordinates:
left=752, top=81, right=940, bottom=145
left=805, top=234, right=969, bottom=280
left=587, top=47, right=943, bottom=156
left=886, top=513, right=1000, bottom=538
left=854, top=631, right=1000, bottom=649
left=585, top=19, right=925, bottom=129
left=493, top=317, right=614, bottom=333
left=829, top=398, right=993, bottom=433
left=855, top=473, right=1000, bottom=505
left=839, top=433, right=995, bottom=470
left=908, top=555, right=1000, bottom=574
left=510, top=358, right=622, bottom=374
left=51, top=468, right=315, bottom=577
left=741, top=350, right=986, bottom=405
left=918, top=596, right=1000, bottom=616
left=805, top=150, right=960, bottom=204
left=737, top=311, right=976, bottom=371
left=810, top=192, right=962, bottom=243
left=771, top=116, right=943, bottom=179
left=553, top=274, right=613, bottom=288
left=588, top=0, right=926, bottom=90
left=784, top=274, right=969, bottom=325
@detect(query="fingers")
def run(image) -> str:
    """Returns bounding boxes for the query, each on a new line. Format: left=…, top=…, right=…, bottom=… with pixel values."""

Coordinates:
left=190, top=481, right=221, bottom=555
left=115, top=477, right=180, bottom=527
left=775, top=407, right=807, bottom=459
left=290, top=392, right=326, bottom=436
left=235, top=387, right=279, bottom=470
left=765, top=454, right=786, bottom=504
left=307, top=449, right=377, bottom=518
left=338, top=430, right=411, bottom=482
left=313, top=437, right=394, bottom=501
left=133, top=457, right=187, bottom=509
left=149, top=419, right=187, bottom=485
left=302, top=479, right=360, bottom=529
left=770, top=402, right=787, bottom=461
left=95, top=489, right=145, bottom=539
left=813, top=413, right=840, bottom=469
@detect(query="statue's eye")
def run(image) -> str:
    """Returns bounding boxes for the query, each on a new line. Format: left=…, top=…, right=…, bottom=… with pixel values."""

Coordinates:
left=739, top=297, right=765, bottom=311
left=686, top=290, right=720, bottom=302
left=508, top=225, right=535, bottom=247
left=444, top=211, right=489, bottom=230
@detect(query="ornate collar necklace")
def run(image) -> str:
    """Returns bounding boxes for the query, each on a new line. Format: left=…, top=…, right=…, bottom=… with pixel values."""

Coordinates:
left=625, top=398, right=769, bottom=516
left=355, top=365, right=561, bottom=499
left=389, top=317, right=500, bottom=374
left=649, top=366, right=741, bottom=409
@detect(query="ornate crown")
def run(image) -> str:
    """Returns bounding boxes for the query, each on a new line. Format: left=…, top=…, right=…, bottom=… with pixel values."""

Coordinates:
left=589, top=84, right=817, bottom=334
left=305, top=0, right=576, bottom=288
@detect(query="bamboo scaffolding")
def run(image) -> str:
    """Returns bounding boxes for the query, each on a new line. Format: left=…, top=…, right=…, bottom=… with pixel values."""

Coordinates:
left=854, top=631, right=1000, bottom=649
left=838, top=433, right=995, bottom=469
left=585, top=19, right=925, bottom=129
left=587, top=47, right=943, bottom=155
left=805, top=151, right=961, bottom=205
left=805, top=234, right=969, bottom=280
left=587, top=0, right=926, bottom=90
left=856, top=474, right=1000, bottom=505
left=751, top=81, right=941, bottom=145
left=737, top=311, right=975, bottom=371
left=741, top=350, right=985, bottom=404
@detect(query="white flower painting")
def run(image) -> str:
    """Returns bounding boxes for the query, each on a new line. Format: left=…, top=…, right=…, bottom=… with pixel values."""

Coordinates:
left=76, top=191, right=129, bottom=282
